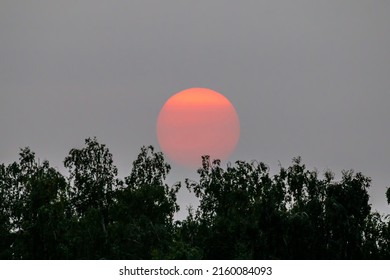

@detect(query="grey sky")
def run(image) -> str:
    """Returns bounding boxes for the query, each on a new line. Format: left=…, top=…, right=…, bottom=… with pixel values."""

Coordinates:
left=1, top=1, right=389, bottom=217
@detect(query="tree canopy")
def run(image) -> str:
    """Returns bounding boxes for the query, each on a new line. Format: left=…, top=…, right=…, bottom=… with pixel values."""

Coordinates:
left=0, top=137, right=389, bottom=259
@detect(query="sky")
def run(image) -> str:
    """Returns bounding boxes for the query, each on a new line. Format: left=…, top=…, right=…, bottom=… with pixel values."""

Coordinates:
left=1, top=1, right=389, bottom=218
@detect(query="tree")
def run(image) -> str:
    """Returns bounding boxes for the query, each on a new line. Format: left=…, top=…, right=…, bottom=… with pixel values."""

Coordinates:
left=185, top=156, right=377, bottom=259
left=64, top=137, right=118, bottom=258
left=1, top=141, right=390, bottom=259
left=185, top=156, right=288, bottom=259
left=110, top=146, right=179, bottom=259
left=323, top=170, right=371, bottom=258
left=0, top=148, right=69, bottom=259
left=0, top=163, right=13, bottom=259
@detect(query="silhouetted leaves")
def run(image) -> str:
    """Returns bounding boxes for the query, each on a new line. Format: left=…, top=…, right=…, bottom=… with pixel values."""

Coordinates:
left=0, top=148, right=68, bottom=259
left=110, top=146, right=179, bottom=259
left=0, top=139, right=389, bottom=259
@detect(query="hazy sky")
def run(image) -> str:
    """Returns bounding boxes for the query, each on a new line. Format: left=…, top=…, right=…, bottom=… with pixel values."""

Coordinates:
left=1, top=1, right=389, bottom=217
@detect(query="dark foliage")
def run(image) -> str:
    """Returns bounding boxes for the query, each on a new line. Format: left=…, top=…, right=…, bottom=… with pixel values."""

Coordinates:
left=0, top=138, right=389, bottom=259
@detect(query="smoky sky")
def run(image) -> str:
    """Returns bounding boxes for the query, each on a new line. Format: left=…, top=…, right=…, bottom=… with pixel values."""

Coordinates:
left=1, top=1, right=389, bottom=217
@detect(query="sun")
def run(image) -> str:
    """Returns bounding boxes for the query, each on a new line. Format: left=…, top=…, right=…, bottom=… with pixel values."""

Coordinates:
left=156, top=88, right=240, bottom=167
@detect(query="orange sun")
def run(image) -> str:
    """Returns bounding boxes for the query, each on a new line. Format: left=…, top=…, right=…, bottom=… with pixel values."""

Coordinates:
left=156, top=88, right=240, bottom=167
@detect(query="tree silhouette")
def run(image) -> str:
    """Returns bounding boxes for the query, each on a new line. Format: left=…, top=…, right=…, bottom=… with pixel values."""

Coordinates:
left=0, top=138, right=390, bottom=259
left=182, top=156, right=387, bottom=259
left=0, top=148, right=68, bottom=259
left=64, top=137, right=118, bottom=258
left=110, top=146, right=179, bottom=259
